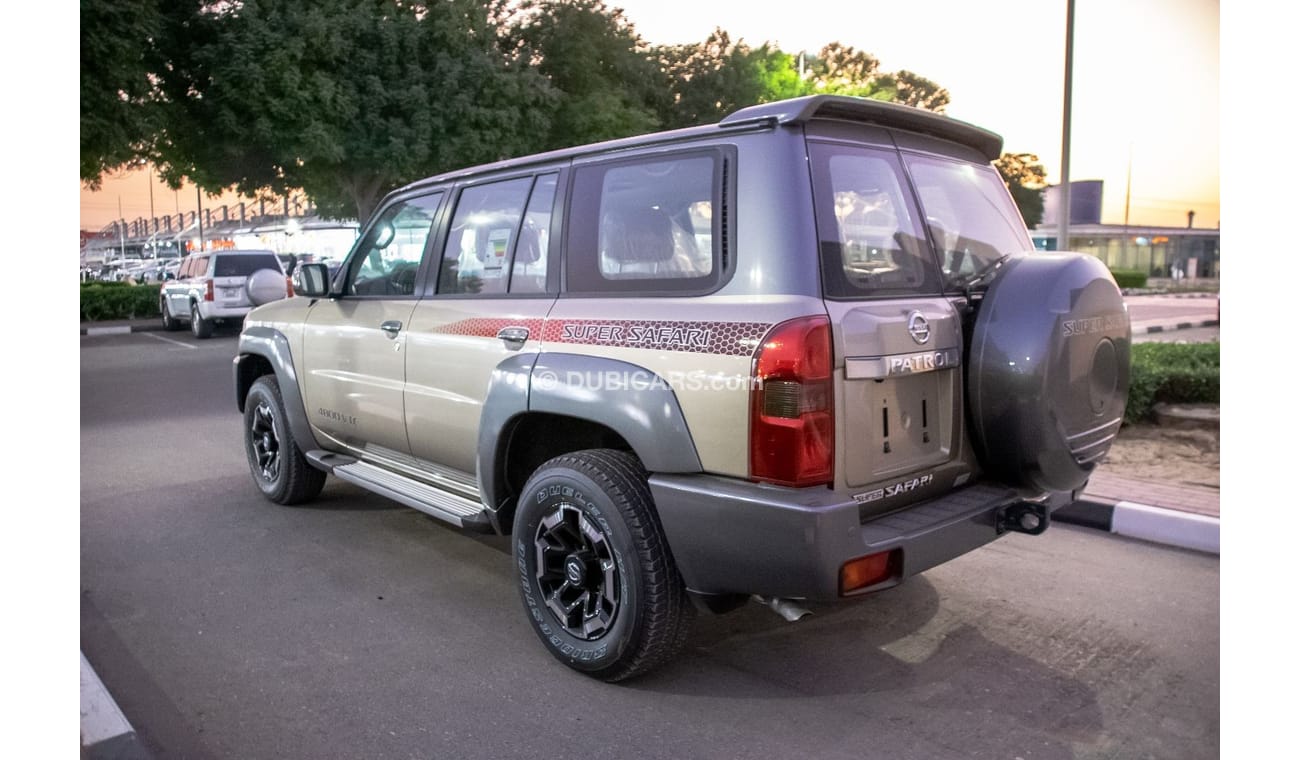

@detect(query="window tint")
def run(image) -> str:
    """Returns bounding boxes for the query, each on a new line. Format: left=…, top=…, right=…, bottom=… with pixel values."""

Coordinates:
left=439, top=177, right=533, bottom=295
left=903, top=154, right=1033, bottom=289
left=809, top=143, right=939, bottom=298
left=345, top=192, right=443, bottom=297
left=188, top=256, right=210, bottom=278
left=213, top=254, right=281, bottom=277
left=567, top=154, right=721, bottom=294
left=509, top=174, right=557, bottom=295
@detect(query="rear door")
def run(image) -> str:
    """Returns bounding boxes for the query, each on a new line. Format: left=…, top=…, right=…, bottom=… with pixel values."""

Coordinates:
left=806, top=128, right=968, bottom=499
left=404, top=169, right=563, bottom=477
left=300, top=190, right=446, bottom=459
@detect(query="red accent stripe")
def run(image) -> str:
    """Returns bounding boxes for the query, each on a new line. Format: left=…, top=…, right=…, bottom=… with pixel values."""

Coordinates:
left=429, top=317, right=771, bottom=356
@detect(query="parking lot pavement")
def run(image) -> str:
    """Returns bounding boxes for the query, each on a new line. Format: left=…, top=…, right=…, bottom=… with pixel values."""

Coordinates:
left=80, top=329, right=1219, bottom=760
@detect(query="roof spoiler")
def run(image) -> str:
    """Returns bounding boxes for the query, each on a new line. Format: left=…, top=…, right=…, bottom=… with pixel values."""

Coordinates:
left=719, top=95, right=1003, bottom=162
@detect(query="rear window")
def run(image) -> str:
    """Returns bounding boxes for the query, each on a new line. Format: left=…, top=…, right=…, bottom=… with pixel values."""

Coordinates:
left=213, top=254, right=282, bottom=277
left=808, top=143, right=940, bottom=298
left=903, top=154, right=1033, bottom=289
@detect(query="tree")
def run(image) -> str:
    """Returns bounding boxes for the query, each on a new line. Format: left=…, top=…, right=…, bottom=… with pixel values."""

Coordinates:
left=654, top=30, right=775, bottom=129
left=879, top=70, right=950, bottom=112
left=148, top=0, right=555, bottom=222
left=995, top=153, right=1048, bottom=228
left=506, top=0, right=663, bottom=150
left=80, top=0, right=163, bottom=187
left=803, top=42, right=882, bottom=98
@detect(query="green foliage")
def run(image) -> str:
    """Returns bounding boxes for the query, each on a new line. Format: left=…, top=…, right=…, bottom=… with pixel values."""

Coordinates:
left=151, top=0, right=556, bottom=222
left=654, top=30, right=773, bottom=129
left=80, top=0, right=163, bottom=185
left=1109, top=269, right=1149, bottom=289
left=81, top=283, right=163, bottom=322
left=1125, top=342, right=1219, bottom=423
left=508, top=0, right=662, bottom=150
left=994, top=153, right=1047, bottom=228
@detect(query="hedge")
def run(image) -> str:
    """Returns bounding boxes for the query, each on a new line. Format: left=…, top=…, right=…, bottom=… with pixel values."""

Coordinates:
left=1124, top=341, right=1219, bottom=423
left=81, top=283, right=162, bottom=322
left=1109, top=269, right=1148, bottom=289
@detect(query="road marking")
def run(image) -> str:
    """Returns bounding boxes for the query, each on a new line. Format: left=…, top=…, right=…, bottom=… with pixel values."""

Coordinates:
left=145, top=333, right=197, bottom=349
left=85, top=326, right=131, bottom=336
left=81, top=652, right=135, bottom=745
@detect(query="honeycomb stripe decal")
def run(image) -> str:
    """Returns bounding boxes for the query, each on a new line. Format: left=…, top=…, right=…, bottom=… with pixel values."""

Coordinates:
left=429, top=318, right=772, bottom=356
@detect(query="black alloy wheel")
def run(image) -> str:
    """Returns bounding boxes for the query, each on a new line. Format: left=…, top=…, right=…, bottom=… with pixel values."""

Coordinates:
left=242, top=376, right=326, bottom=505
left=534, top=502, right=621, bottom=640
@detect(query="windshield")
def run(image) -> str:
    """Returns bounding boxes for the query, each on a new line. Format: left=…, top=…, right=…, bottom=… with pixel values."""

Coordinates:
left=902, top=154, right=1033, bottom=290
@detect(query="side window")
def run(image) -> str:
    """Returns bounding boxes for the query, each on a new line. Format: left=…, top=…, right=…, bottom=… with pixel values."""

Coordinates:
left=566, top=153, right=721, bottom=294
left=344, top=192, right=443, bottom=296
left=178, top=257, right=192, bottom=279
left=438, top=177, right=533, bottom=295
left=509, top=174, right=558, bottom=295
left=190, top=256, right=210, bottom=278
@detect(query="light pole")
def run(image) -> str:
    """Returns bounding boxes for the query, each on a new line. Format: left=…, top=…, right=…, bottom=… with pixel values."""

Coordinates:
left=1056, top=0, right=1075, bottom=252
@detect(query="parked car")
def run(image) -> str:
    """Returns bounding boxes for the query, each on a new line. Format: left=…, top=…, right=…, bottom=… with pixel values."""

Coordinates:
left=233, top=95, right=1131, bottom=681
left=160, top=249, right=290, bottom=338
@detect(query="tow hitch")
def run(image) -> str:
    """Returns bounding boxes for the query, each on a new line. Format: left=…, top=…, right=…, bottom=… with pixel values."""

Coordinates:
left=998, top=502, right=1051, bottom=536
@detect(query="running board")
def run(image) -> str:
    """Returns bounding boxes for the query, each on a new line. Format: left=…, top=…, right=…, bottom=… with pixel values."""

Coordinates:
left=306, top=450, right=492, bottom=532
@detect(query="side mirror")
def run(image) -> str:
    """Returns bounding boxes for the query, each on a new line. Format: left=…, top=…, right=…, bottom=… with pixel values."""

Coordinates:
left=297, top=263, right=331, bottom=298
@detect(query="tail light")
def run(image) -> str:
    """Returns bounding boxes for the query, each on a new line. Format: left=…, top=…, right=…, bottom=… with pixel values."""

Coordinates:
left=286, top=276, right=295, bottom=297
left=204, top=280, right=214, bottom=302
left=749, top=315, right=834, bottom=487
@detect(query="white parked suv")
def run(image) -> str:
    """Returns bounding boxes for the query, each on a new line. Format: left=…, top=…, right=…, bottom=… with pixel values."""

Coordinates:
left=160, top=249, right=290, bottom=338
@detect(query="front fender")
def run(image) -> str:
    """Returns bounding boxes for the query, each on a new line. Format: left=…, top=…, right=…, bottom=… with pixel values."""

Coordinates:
left=234, top=326, right=320, bottom=452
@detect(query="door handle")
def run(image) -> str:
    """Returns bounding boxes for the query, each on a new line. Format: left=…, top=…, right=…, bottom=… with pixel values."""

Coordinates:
left=497, top=326, right=529, bottom=349
left=380, top=320, right=402, bottom=338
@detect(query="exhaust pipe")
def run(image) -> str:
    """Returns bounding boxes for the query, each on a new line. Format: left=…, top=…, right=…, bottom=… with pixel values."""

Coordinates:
left=752, top=595, right=812, bottom=622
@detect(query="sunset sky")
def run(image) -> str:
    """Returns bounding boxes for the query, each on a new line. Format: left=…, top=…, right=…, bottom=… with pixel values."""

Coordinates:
left=79, top=0, right=1219, bottom=232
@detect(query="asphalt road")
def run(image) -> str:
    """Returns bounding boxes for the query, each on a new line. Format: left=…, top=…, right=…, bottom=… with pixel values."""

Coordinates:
left=81, top=329, right=1220, bottom=760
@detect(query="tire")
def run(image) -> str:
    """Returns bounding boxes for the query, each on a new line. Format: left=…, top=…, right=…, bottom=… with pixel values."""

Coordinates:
left=160, top=298, right=182, bottom=331
left=190, top=302, right=214, bottom=339
left=514, top=449, right=694, bottom=682
left=243, top=375, right=326, bottom=505
left=967, top=254, right=1130, bottom=492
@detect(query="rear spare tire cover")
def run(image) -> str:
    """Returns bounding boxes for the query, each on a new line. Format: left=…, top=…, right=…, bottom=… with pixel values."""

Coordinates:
left=967, top=254, right=1130, bottom=493
left=246, top=268, right=288, bottom=306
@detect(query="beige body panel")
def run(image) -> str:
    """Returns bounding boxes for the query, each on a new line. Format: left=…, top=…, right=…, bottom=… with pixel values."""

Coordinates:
left=541, top=294, right=825, bottom=478
left=300, top=298, right=420, bottom=455
left=404, top=299, right=554, bottom=474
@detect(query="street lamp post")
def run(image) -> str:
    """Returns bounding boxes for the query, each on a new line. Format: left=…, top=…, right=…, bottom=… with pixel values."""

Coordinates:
left=1056, top=0, right=1075, bottom=253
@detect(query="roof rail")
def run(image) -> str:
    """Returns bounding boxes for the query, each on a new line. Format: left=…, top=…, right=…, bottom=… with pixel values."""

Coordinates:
left=720, top=95, right=1003, bottom=161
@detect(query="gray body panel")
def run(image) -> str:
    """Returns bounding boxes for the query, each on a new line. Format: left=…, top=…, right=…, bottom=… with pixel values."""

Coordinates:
left=651, top=473, right=1072, bottom=601
left=526, top=353, right=703, bottom=473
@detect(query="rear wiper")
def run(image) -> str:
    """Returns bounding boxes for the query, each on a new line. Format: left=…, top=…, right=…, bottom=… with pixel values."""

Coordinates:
left=952, top=253, right=1014, bottom=299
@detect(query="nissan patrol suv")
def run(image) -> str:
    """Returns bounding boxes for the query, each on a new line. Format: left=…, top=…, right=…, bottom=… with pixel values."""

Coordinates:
left=233, top=95, right=1130, bottom=681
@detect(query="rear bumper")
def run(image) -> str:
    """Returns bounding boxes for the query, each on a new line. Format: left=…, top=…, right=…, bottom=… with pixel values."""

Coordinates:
left=649, top=474, right=1074, bottom=602
left=202, top=303, right=253, bottom=320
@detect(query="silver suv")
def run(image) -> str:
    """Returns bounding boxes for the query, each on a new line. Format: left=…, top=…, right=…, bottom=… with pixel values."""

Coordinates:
left=234, top=95, right=1130, bottom=681
left=161, top=249, right=289, bottom=338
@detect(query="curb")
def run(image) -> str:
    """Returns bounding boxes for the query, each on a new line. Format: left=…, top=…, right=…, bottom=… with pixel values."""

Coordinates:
left=1055, top=497, right=1219, bottom=554
left=81, top=323, right=164, bottom=336
left=1131, top=318, right=1219, bottom=335
left=81, top=652, right=154, bottom=760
